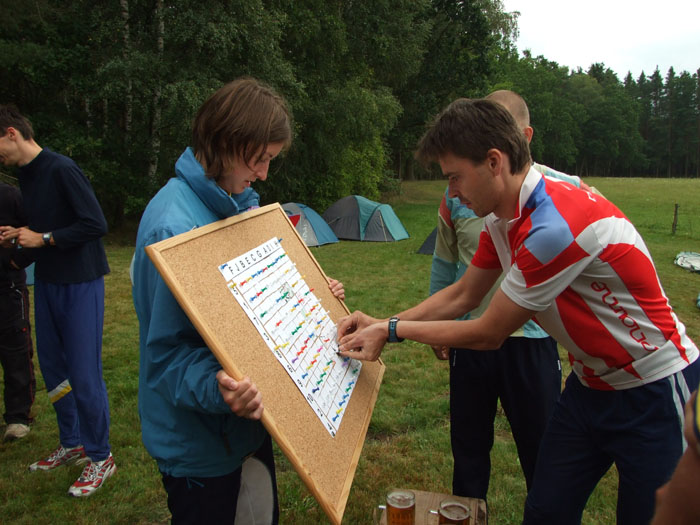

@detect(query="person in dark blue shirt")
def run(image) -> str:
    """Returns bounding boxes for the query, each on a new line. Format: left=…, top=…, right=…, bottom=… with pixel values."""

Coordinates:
left=0, top=104, right=115, bottom=497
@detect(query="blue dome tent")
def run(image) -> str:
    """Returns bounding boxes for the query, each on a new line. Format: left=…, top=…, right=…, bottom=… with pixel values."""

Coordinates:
left=282, top=202, right=339, bottom=247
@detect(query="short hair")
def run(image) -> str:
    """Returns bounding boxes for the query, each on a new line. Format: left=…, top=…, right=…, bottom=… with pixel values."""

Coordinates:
left=485, top=90, right=530, bottom=129
left=415, top=98, right=530, bottom=174
left=0, top=104, right=35, bottom=140
left=192, top=77, right=292, bottom=180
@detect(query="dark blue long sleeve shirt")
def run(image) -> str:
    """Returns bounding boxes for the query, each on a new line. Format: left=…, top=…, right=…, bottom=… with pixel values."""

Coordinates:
left=18, top=149, right=109, bottom=284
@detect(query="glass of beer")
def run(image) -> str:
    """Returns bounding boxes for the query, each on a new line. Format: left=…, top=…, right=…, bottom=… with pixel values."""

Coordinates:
left=373, top=488, right=416, bottom=525
left=426, top=498, right=471, bottom=525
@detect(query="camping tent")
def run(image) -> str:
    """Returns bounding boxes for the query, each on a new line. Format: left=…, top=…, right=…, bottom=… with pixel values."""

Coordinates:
left=417, top=227, right=437, bottom=255
left=322, top=195, right=409, bottom=242
left=282, top=202, right=339, bottom=247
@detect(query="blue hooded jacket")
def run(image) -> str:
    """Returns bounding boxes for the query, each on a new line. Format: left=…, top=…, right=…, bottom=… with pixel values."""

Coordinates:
left=132, top=148, right=266, bottom=477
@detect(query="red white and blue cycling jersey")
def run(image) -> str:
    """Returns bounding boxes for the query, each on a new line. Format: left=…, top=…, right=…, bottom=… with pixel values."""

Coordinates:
left=471, top=167, right=698, bottom=390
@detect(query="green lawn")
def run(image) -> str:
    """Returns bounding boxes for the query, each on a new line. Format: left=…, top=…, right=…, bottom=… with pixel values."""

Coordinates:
left=1, top=177, right=698, bottom=524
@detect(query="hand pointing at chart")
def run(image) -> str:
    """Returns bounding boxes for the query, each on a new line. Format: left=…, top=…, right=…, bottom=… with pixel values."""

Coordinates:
left=336, top=311, right=389, bottom=361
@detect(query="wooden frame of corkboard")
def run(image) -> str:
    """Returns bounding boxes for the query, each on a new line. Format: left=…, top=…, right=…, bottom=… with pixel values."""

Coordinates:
left=145, top=203, right=384, bottom=524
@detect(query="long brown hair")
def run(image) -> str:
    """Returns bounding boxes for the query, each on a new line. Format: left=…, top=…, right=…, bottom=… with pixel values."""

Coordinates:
left=192, top=77, right=292, bottom=180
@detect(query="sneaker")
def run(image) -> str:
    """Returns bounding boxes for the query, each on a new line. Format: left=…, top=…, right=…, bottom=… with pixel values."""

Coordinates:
left=4, top=423, right=30, bottom=441
left=67, top=453, right=116, bottom=497
left=28, top=445, right=87, bottom=471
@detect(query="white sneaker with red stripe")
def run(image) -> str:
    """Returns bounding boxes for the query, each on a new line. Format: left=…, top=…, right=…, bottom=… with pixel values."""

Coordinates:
left=67, top=453, right=116, bottom=497
left=28, top=445, right=87, bottom=471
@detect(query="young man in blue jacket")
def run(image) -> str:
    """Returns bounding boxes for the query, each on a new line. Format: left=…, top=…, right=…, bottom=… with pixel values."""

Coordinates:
left=0, top=105, right=114, bottom=497
left=132, top=77, right=344, bottom=524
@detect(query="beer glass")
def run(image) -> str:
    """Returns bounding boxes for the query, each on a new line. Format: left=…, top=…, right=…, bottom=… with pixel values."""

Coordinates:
left=426, top=498, right=471, bottom=525
left=373, top=488, right=416, bottom=525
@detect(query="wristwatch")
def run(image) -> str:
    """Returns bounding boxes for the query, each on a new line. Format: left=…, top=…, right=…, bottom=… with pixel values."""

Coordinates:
left=42, top=232, right=52, bottom=246
left=387, top=316, right=404, bottom=343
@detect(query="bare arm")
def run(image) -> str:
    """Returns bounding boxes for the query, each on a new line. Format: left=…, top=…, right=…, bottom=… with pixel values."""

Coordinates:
left=338, top=287, right=536, bottom=361
left=399, top=263, right=501, bottom=323
left=397, top=289, right=535, bottom=349
left=337, top=264, right=536, bottom=361
left=336, top=262, right=500, bottom=342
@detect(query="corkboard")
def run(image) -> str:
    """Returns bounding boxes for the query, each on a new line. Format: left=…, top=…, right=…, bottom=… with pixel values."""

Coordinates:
left=145, top=203, right=384, bottom=525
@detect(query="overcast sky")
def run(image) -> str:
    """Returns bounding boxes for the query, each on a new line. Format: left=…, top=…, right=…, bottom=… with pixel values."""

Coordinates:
left=500, top=0, right=700, bottom=80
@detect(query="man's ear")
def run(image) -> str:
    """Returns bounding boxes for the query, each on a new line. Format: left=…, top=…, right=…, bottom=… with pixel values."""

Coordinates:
left=523, top=126, right=534, bottom=143
left=485, top=148, right=503, bottom=176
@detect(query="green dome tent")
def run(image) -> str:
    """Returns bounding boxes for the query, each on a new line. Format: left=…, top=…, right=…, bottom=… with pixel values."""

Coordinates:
left=322, top=195, right=409, bottom=242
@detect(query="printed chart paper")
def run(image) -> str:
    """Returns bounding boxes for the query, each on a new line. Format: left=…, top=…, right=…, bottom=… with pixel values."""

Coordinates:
left=218, top=237, right=361, bottom=436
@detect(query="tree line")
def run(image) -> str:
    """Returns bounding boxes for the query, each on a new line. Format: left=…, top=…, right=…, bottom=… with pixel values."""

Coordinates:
left=1, top=1, right=698, bottom=226
left=497, top=55, right=700, bottom=180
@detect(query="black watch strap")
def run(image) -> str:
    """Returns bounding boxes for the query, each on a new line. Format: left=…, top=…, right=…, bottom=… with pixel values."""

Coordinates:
left=42, top=232, right=52, bottom=246
left=387, top=316, right=404, bottom=343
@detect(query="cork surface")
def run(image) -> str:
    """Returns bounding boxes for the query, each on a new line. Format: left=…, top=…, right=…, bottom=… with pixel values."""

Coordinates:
left=146, top=203, right=385, bottom=524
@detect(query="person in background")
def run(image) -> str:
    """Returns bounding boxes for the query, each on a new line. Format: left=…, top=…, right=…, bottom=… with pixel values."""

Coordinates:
left=0, top=104, right=114, bottom=497
left=338, top=97, right=699, bottom=524
left=0, top=181, right=36, bottom=442
left=428, top=89, right=591, bottom=500
left=132, top=77, right=345, bottom=524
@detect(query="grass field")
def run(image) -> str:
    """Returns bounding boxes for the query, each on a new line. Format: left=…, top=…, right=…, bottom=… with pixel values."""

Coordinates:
left=0, top=177, right=698, bottom=524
